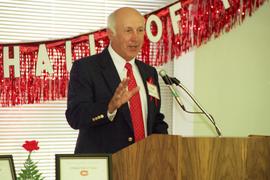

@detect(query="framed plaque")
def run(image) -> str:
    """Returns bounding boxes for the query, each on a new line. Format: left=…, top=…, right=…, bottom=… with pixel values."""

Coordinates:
left=55, top=154, right=112, bottom=180
left=0, top=155, right=17, bottom=180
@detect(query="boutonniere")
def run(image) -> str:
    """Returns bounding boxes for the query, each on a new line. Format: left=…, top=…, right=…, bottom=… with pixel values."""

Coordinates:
left=146, top=77, right=159, bottom=107
left=147, top=77, right=154, bottom=84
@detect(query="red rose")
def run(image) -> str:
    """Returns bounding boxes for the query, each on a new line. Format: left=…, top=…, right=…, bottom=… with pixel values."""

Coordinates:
left=22, top=140, right=40, bottom=152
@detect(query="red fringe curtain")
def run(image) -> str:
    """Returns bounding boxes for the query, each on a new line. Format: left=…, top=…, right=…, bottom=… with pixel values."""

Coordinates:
left=0, top=0, right=266, bottom=107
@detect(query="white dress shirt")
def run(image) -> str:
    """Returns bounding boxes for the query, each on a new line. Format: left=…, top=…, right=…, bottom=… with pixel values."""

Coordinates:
left=107, top=45, right=148, bottom=135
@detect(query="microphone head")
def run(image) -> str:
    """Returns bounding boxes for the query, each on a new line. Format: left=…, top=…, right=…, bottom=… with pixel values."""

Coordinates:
left=159, top=69, right=172, bottom=85
left=159, top=69, right=167, bottom=77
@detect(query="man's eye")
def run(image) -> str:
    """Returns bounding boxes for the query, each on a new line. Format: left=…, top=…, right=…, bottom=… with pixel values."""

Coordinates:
left=138, top=28, right=144, bottom=33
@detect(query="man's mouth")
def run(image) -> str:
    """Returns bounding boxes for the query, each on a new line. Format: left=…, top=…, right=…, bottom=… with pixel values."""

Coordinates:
left=128, top=45, right=138, bottom=50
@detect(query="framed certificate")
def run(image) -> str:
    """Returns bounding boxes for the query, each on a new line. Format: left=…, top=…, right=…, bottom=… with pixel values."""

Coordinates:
left=55, top=154, right=112, bottom=180
left=0, top=155, right=17, bottom=180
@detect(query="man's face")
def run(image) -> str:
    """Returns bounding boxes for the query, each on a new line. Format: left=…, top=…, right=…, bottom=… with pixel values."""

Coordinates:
left=109, top=11, right=145, bottom=61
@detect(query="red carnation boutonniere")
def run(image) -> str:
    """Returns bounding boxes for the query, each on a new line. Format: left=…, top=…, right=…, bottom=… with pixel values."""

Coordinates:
left=146, top=77, right=159, bottom=107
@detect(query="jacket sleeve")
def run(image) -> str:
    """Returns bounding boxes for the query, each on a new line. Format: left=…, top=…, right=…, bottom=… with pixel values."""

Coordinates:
left=65, top=60, right=112, bottom=130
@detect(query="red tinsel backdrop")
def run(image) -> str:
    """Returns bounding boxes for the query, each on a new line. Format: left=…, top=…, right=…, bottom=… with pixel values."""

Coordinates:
left=0, top=0, right=266, bottom=107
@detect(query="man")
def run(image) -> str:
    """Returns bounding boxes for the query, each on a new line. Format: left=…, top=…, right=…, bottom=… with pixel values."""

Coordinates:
left=65, top=7, right=168, bottom=154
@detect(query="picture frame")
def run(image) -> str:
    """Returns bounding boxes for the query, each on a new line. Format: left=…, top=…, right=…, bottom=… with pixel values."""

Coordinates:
left=0, top=155, right=17, bottom=180
left=55, top=154, right=112, bottom=180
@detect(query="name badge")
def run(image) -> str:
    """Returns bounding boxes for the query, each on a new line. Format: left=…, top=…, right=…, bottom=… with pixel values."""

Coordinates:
left=147, top=82, right=160, bottom=100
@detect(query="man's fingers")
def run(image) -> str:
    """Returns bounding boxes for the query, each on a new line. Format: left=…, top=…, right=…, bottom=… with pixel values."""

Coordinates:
left=108, top=78, right=140, bottom=112
left=128, top=86, right=140, bottom=98
left=114, top=78, right=128, bottom=94
left=115, top=86, right=138, bottom=106
left=121, top=78, right=129, bottom=86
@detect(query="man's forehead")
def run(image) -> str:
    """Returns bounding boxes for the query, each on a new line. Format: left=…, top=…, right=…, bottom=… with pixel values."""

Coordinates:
left=122, top=20, right=145, bottom=28
left=123, top=24, right=145, bottom=29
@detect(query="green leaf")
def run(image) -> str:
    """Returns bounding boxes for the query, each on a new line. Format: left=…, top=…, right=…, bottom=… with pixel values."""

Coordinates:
left=17, top=156, right=45, bottom=180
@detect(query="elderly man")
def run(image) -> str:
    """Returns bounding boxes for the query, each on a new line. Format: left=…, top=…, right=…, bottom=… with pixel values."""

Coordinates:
left=66, top=7, right=168, bottom=154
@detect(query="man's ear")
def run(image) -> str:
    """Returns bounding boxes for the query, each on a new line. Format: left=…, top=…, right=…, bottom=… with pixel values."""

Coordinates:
left=107, top=28, right=114, bottom=40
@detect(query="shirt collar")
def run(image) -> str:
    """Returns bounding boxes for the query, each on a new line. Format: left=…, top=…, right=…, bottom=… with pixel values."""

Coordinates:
left=108, top=44, right=136, bottom=72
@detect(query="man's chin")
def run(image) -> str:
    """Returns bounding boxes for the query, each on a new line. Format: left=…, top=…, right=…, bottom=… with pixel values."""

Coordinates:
left=128, top=51, right=139, bottom=58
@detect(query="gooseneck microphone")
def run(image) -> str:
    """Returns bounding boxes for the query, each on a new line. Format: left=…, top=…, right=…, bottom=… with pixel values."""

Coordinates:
left=159, top=69, right=222, bottom=137
left=159, top=70, right=186, bottom=111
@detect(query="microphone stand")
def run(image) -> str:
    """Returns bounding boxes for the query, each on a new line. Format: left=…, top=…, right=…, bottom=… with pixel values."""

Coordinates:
left=171, top=77, right=222, bottom=137
left=166, top=84, right=187, bottom=112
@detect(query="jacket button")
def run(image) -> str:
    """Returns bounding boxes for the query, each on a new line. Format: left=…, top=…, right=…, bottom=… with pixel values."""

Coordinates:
left=128, top=137, right=133, bottom=142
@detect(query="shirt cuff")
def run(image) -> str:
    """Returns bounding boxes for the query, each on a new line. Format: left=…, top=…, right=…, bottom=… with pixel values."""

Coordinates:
left=107, top=109, right=117, bottom=121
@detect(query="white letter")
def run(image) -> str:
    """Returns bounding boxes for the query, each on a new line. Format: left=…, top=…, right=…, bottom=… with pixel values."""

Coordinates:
left=222, top=0, right=230, bottom=9
left=36, top=44, right=53, bottom=76
left=89, top=34, right=96, bottom=55
left=65, top=41, right=72, bottom=72
left=169, top=2, right=182, bottom=35
left=146, top=14, right=163, bottom=43
left=3, top=46, right=20, bottom=78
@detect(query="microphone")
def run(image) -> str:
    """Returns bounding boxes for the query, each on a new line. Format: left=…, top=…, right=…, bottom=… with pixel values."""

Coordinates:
left=159, top=69, right=173, bottom=85
left=159, top=70, right=186, bottom=111
left=170, top=77, right=181, bottom=86
left=159, top=69, right=222, bottom=136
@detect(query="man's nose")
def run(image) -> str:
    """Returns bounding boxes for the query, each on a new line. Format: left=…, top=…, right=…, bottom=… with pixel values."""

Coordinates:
left=130, top=31, right=139, bottom=41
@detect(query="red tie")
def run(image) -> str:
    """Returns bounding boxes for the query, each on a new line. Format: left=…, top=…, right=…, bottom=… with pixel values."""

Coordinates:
left=125, top=63, right=145, bottom=142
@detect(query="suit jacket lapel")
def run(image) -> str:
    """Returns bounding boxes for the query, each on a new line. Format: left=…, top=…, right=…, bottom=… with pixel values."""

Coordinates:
left=98, top=48, right=120, bottom=93
left=98, top=48, right=133, bottom=129
left=135, top=60, right=154, bottom=134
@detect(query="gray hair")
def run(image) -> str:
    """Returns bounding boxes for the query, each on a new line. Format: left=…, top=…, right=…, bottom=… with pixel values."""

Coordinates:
left=107, top=12, right=116, bottom=34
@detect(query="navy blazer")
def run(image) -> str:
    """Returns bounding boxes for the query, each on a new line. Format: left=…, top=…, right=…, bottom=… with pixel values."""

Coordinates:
left=65, top=48, right=168, bottom=154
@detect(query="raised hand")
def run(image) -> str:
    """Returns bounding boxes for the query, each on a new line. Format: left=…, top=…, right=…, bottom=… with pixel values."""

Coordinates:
left=108, top=78, right=139, bottom=113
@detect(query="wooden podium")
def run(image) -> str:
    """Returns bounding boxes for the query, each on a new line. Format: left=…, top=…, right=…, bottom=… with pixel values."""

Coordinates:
left=112, top=134, right=270, bottom=180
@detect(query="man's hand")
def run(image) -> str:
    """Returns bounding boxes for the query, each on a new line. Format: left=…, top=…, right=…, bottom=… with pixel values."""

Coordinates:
left=108, top=78, right=139, bottom=113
